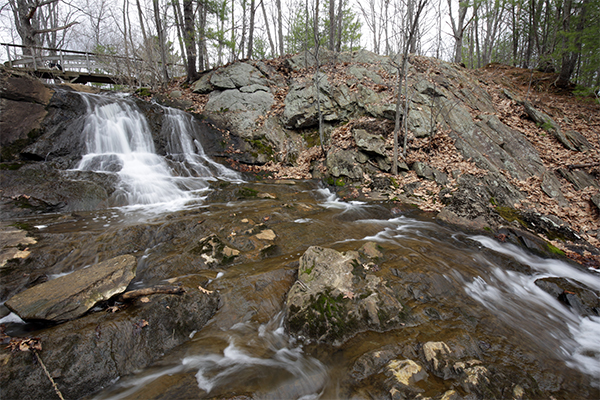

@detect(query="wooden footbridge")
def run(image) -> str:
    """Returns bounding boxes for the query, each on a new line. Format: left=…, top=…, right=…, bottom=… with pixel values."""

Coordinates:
left=2, top=43, right=183, bottom=85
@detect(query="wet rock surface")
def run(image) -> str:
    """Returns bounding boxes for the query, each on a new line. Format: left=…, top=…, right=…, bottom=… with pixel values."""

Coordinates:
left=1, top=276, right=218, bottom=400
left=285, top=244, right=405, bottom=345
left=535, top=277, right=599, bottom=317
left=6, top=254, right=137, bottom=322
left=0, top=181, right=597, bottom=400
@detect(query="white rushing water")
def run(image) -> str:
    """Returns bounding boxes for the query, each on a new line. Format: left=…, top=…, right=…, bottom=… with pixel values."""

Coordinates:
left=466, top=235, right=600, bottom=382
left=75, top=94, right=241, bottom=210
left=93, top=313, right=327, bottom=400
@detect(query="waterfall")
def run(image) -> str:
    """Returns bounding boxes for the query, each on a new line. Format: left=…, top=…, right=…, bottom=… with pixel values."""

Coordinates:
left=75, top=93, right=241, bottom=208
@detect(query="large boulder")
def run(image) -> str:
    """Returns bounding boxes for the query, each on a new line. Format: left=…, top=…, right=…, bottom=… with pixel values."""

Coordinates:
left=0, top=68, right=54, bottom=161
left=0, top=163, right=117, bottom=217
left=205, top=86, right=274, bottom=135
left=5, top=254, right=136, bottom=322
left=285, top=244, right=405, bottom=345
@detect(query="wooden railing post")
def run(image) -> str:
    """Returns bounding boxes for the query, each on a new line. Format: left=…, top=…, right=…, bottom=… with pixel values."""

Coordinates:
left=5, top=44, right=12, bottom=67
left=31, top=47, right=37, bottom=70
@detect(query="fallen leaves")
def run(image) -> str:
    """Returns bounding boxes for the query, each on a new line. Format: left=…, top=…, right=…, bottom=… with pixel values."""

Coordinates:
left=198, top=286, right=213, bottom=294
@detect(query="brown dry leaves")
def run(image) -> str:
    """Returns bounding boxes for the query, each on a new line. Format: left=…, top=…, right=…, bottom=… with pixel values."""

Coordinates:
left=476, top=66, right=600, bottom=250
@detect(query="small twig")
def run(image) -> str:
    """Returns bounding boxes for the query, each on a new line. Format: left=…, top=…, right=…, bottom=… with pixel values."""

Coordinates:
left=33, top=350, right=65, bottom=400
left=526, top=67, right=534, bottom=101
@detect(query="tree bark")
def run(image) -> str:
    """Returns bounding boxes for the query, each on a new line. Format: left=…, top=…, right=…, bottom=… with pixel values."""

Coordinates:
left=136, top=0, right=148, bottom=43
left=260, top=0, right=275, bottom=56
left=277, top=0, right=284, bottom=55
left=248, top=0, right=256, bottom=58
left=557, top=0, right=588, bottom=87
left=172, top=0, right=187, bottom=68
left=153, top=0, right=169, bottom=84
left=448, top=0, right=471, bottom=64
left=183, top=0, right=197, bottom=81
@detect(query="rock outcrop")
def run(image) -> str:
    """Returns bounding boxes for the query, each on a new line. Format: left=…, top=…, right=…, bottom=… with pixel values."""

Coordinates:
left=285, top=243, right=405, bottom=345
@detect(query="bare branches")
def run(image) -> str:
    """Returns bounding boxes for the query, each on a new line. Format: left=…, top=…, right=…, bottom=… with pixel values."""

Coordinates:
left=33, top=19, right=78, bottom=34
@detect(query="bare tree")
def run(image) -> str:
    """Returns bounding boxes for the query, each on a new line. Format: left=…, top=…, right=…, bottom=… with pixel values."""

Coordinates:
left=260, top=0, right=276, bottom=56
left=392, top=0, right=429, bottom=174
left=153, top=0, right=169, bottom=83
left=9, top=0, right=77, bottom=55
left=172, top=0, right=187, bottom=68
left=447, top=0, right=472, bottom=64
left=248, top=0, right=256, bottom=58
left=276, top=0, right=283, bottom=55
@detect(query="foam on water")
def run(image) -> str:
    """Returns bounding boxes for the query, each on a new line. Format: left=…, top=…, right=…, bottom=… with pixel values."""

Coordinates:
left=316, top=188, right=366, bottom=211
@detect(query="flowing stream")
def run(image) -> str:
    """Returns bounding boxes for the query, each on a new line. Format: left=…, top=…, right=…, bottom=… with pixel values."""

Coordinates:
left=2, top=94, right=598, bottom=399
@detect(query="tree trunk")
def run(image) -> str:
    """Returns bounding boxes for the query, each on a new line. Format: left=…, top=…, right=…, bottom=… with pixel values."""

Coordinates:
left=392, top=0, right=429, bottom=174
left=277, top=0, right=284, bottom=55
left=172, top=0, right=187, bottom=68
left=153, top=0, right=169, bottom=84
left=557, top=0, right=588, bottom=87
left=448, top=0, right=470, bottom=64
left=248, top=0, right=256, bottom=58
left=260, top=0, right=276, bottom=56
left=199, top=2, right=208, bottom=69
left=240, top=0, right=247, bottom=58
left=136, top=0, right=148, bottom=43
left=329, top=0, right=336, bottom=51
left=183, top=0, right=197, bottom=81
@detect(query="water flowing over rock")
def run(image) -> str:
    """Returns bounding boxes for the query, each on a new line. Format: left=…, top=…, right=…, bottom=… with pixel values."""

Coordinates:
left=5, top=254, right=137, bottom=322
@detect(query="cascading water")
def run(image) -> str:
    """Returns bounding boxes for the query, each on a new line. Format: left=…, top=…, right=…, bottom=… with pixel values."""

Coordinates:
left=75, top=93, right=241, bottom=208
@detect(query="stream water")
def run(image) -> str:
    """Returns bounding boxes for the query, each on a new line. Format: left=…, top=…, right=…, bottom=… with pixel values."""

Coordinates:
left=2, top=94, right=599, bottom=399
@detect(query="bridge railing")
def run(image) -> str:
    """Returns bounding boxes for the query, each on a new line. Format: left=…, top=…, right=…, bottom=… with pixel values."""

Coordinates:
left=2, top=43, right=185, bottom=85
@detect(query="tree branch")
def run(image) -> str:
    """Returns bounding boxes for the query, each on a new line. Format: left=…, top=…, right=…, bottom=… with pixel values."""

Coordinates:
left=117, top=285, right=185, bottom=301
left=34, top=21, right=79, bottom=35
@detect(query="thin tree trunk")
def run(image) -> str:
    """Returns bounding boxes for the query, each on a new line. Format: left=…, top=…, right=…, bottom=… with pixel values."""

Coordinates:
left=335, top=0, right=343, bottom=52
left=329, top=0, right=335, bottom=51
left=136, top=0, right=148, bottom=43
left=260, top=0, right=275, bottom=56
left=248, top=0, right=256, bottom=58
left=172, top=0, right=187, bottom=67
left=240, top=0, right=247, bottom=58
left=153, top=0, right=169, bottom=84
left=231, top=0, right=236, bottom=61
left=277, top=0, right=284, bottom=55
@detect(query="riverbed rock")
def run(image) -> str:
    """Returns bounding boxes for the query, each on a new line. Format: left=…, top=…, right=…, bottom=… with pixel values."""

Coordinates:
left=0, top=163, right=115, bottom=217
left=0, top=275, right=218, bottom=400
left=5, top=254, right=136, bottom=322
left=285, top=244, right=405, bottom=345
left=0, top=223, right=37, bottom=267
left=534, top=277, right=599, bottom=317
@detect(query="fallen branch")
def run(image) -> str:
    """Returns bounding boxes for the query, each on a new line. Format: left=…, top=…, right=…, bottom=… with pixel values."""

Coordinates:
left=567, top=162, right=600, bottom=170
left=117, top=285, right=185, bottom=301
